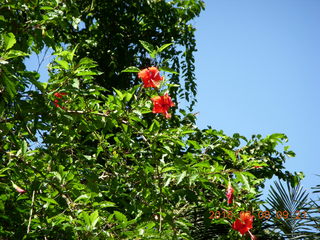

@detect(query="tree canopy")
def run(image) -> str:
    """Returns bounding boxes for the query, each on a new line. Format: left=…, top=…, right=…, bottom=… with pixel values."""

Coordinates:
left=0, top=0, right=306, bottom=239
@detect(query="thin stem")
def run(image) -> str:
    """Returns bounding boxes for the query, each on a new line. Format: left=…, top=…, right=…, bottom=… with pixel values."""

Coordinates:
left=156, top=164, right=163, bottom=233
left=27, top=190, right=36, bottom=233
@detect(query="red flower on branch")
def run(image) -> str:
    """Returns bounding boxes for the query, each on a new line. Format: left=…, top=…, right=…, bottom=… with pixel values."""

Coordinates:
left=54, top=92, right=67, bottom=99
left=151, top=93, right=175, bottom=118
left=53, top=92, right=67, bottom=109
left=138, top=67, right=163, bottom=88
left=226, top=183, right=234, bottom=205
left=232, top=211, right=254, bottom=235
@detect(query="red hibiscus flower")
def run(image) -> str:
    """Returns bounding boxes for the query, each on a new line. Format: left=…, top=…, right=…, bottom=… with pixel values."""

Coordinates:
left=232, top=212, right=254, bottom=235
left=138, top=67, right=163, bottom=88
left=54, top=92, right=67, bottom=99
left=226, top=183, right=234, bottom=205
left=12, top=183, right=26, bottom=194
left=151, top=93, right=175, bottom=118
left=53, top=92, right=67, bottom=109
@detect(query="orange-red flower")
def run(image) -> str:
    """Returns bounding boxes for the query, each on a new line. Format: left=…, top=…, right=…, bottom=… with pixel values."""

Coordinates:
left=232, top=211, right=254, bottom=235
left=53, top=92, right=67, bottom=109
left=138, top=67, right=163, bottom=88
left=226, top=183, right=234, bottom=205
left=151, top=93, right=175, bottom=118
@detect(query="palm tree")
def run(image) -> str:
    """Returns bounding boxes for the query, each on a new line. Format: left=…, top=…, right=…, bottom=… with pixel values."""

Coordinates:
left=264, top=180, right=318, bottom=239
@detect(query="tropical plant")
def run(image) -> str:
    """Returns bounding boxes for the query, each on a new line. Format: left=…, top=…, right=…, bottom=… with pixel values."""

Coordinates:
left=264, top=180, right=316, bottom=239
left=0, top=0, right=306, bottom=239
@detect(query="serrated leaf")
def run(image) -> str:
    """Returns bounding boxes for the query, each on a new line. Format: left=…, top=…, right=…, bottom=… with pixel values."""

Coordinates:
left=159, top=66, right=179, bottom=74
left=121, top=66, right=140, bottom=73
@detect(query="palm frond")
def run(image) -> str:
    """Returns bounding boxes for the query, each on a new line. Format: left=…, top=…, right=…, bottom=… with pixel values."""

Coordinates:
left=265, top=180, right=310, bottom=236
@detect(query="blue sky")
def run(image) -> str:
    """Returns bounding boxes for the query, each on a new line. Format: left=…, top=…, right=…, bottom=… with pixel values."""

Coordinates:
left=193, top=0, right=320, bottom=198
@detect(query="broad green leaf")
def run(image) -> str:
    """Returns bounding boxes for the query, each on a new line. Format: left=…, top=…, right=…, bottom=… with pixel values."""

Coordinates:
left=75, top=194, right=91, bottom=202
left=114, top=211, right=127, bottom=222
left=3, top=32, right=16, bottom=50
left=90, top=210, right=99, bottom=229
left=121, top=66, right=140, bottom=73
left=2, top=74, right=17, bottom=98
left=76, top=70, right=100, bottom=76
left=139, top=40, right=155, bottom=54
left=55, top=59, right=69, bottom=70
left=6, top=50, right=29, bottom=59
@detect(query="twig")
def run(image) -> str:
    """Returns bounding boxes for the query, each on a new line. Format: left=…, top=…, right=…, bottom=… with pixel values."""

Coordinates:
left=27, top=190, right=36, bottom=233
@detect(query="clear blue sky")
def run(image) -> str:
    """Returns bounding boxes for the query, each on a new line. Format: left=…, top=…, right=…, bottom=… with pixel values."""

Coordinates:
left=193, top=0, right=320, bottom=198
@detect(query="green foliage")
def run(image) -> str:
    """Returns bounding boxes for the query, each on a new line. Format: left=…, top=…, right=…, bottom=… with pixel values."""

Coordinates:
left=0, top=0, right=305, bottom=239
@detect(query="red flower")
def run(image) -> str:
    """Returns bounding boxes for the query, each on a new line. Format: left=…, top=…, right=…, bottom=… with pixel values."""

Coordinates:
left=54, top=92, right=67, bottom=98
left=253, top=166, right=262, bottom=169
left=232, top=211, right=254, bottom=235
left=138, top=67, right=163, bottom=88
left=53, top=92, right=67, bottom=109
left=12, top=183, right=26, bottom=194
left=151, top=93, right=175, bottom=118
left=226, top=183, right=234, bottom=205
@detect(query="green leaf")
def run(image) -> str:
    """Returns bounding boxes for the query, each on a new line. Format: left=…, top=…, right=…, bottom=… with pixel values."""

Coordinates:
left=222, top=148, right=236, bottom=162
left=3, top=32, right=16, bottom=50
left=6, top=50, right=29, bottom=59
left=177, top=171, right=187, bottom=185
left=2, top=74, right=17, bottom=98
left=159, top=66, right=179, bottom=74
left=55, top=59, right=69, bottom=70
left=139, top=40, right=155, bottom=54
left=121, top=66, right=140, bottom=73
left=113, top=88, right=123, bottom=100
left=157, top=43, right=173, bottom=53
left=90, top=210, right=99, bottom=229
left=75, top=194, right=91, bottom=202
left=72, top=79, right=80, bottom=89
left=39, top=196, right=59, bottom=205
left=150, top=50, right=157, bottom=59
left=114, top=211, right=127, bottom=222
